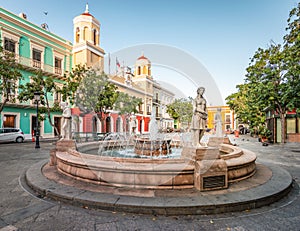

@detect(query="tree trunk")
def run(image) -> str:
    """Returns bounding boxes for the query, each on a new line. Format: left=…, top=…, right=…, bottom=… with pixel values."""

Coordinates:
left=0, top=97, right=9, bottom=114
left=45, top=96, right=60, bottom=139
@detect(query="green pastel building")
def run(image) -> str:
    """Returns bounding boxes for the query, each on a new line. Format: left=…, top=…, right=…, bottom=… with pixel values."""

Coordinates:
left=0, top=7, right=73, bottom=139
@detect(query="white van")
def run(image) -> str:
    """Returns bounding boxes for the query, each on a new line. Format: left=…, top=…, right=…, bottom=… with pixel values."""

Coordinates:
left=0, top=128, right=25, bottom=143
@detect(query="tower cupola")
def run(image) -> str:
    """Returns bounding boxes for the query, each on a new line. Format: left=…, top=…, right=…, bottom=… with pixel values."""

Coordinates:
left=73, top=3, right=105, bottom=69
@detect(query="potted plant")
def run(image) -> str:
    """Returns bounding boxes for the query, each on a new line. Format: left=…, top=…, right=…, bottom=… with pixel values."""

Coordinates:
left=259, top=127, right=271, bottom=143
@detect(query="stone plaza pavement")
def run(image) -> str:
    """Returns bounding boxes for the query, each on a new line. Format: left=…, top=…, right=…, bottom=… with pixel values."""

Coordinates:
left=0, top=135, right=299, bottom=231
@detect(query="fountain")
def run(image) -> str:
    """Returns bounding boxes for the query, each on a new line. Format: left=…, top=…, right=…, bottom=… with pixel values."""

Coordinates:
left=134, top=110, right=172, bottom=156
left=29, top=87, right=292, bottom=215
left=49, top=87, right=257, bottom=191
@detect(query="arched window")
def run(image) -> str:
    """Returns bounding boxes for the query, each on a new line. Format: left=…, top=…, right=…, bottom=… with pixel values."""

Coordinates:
left=138, top=66, right=141, bottom=75
left=93, top=29, right=97, bottom=45
left=83, top=27, right=88, bottom=41
left=76, top=27, right=80, bottom=43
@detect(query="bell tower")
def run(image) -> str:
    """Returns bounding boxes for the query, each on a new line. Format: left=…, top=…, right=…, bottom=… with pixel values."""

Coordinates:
left=73, top=3, right=105, bottom=70
left=134, top=53, right=152, bottom=79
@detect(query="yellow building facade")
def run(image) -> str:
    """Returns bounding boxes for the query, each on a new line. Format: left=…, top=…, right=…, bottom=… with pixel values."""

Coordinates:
left=207, top=106, right=234, bottom=134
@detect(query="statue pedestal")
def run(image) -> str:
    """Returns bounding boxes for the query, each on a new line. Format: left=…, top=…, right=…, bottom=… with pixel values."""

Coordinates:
left=49, top=140, right=77, bottom=166
left=194, top=158, right=228, bottom=191
left=181, top=146, right=228, bottom=191
left=181, top=146, right=220, bottom=161
left=208, top=136, right=233, bottom=147
left=56, top=140, right=77, bottom=152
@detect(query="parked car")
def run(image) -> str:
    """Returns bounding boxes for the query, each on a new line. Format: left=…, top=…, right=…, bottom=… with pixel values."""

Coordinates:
left=0, top=128, right=25, bottom=143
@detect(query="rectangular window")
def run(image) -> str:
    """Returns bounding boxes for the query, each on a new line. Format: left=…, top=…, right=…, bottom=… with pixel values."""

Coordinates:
left=55, top=57, right=62, bottom=74
left=287, top=118, right=296, bottom=133
left=54, top=92, right=61, bottom=102
left=4, top=38, right=16, bottom=53
left=225, top=114, right=231, bottom=123
left=7, top=80, right=16, bottom=96
left=139, top=104, right=143, bottom=114
left=147, top=105, right=151, bottom=114
left=32, top=48, right=42, bottom=68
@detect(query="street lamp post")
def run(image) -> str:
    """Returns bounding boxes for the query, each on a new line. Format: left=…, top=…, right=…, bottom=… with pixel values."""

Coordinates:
left=34, top=92, right=41, bottom=149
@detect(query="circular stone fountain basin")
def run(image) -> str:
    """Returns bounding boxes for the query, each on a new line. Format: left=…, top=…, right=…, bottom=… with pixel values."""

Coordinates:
left=52, top=140, right=256, bottom=190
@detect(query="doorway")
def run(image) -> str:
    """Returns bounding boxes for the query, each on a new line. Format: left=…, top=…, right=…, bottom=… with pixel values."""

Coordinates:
left=92, top=116, right=98, bottom=133
left=3, top=115, right=16, bottom=127
left=106, top=117, right=111, bottom=133
left=276, top=118, right=282, bottom=143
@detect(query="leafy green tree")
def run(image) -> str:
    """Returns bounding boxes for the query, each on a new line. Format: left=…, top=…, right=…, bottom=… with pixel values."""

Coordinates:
left=114, top=92, right=142, bottom=115
left=166, top=97, right=193, bottom=128
left=18, top=64, right=87, bottom=137
left=283, top=3, right=300, bottom=112
left=60, top=64, right=87, bottom=104
left=226, top=83, right=267, bottom=135
left=227, top=3, right=300, bottom=143
left=18, top=70, right=62, bottom=136
left=244, top=45, right=288, bottom=142
left=0, top=45, right=22, bottom=113
left=114, top=92, right=142, bottom=132
left=75, top=70, right=118, bottom=126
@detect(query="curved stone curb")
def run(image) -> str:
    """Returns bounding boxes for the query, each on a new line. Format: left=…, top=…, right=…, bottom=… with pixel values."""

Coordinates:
left=25, top=160, right=293, bottom=215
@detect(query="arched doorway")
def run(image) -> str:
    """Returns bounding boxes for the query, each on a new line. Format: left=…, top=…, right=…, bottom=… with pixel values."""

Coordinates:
left=139, top=119, right=143, bottom=134
left=116, top=117, right=122, bottom=132
left=92, top=116, right=98, bottom=133
left=106, top=117, right=111, bottom=133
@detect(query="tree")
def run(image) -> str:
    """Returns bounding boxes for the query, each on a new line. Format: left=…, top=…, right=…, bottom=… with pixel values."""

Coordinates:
left=226, top=83, right=267, bottom=135
left=18, top=64, right=88, bottom=137
left=60, top=64, right=87, bottom=104
left=227, top=3, right=300, bottom=143
left=0, top=45, right=22, bottom=113
left=243, top=42, right=300, bottom=143
left=166, top=98, right=193, bottom=128
left=114, top=92, right=142, bottom=115
left=244, top=45, right=285, bottom=142
left=283, top=3, right=300, bottom=112
left=18, top=69, right=62, bottom=136
left=75, top=69, right=119, bottom=126
left=114, top=92, right=142, bottom=132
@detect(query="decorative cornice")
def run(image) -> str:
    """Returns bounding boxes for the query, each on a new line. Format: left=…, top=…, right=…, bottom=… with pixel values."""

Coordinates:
left=73, top=43, right=105, bottom=57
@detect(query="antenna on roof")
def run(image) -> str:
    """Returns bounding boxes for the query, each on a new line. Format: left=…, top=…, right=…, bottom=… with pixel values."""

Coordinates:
left=41, top=23, right=50, bottom=31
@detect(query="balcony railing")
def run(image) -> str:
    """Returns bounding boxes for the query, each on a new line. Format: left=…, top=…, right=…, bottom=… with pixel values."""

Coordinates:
left=55, top=67, right=62, bottom=75
left=32, top=60, right=41, bottom=68
left=15, top=55, right=64, bottom=77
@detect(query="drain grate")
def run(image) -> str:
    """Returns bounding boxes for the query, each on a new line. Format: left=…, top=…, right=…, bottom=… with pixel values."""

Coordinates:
left=203, top=175, right=226, bottom=189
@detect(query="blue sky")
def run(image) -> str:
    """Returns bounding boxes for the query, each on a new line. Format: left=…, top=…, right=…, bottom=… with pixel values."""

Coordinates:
left=0, top=0, right=298, bottom=102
